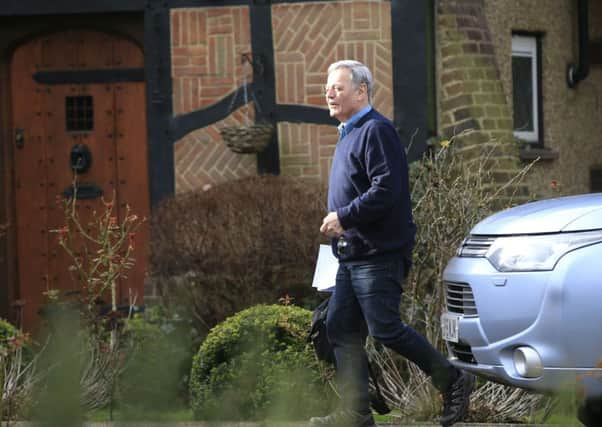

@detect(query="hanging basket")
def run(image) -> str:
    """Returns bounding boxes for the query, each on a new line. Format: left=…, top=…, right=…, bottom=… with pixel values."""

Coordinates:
left=220, top=123, right=274, bottom=154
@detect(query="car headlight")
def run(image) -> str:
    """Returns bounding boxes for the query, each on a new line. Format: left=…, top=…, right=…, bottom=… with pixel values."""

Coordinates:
left=486, top=230, right=602, bottom=272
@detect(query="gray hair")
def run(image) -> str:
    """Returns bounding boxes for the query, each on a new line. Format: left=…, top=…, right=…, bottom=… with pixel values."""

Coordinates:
left=327, top=60, right=374, bottom=103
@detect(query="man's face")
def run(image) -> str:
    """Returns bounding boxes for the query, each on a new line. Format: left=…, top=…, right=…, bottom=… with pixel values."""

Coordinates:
left=325, top=68, right=367, bottom=123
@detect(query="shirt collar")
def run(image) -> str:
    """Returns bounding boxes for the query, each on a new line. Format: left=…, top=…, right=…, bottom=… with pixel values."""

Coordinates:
left=339, top=105, right=372, bottom=134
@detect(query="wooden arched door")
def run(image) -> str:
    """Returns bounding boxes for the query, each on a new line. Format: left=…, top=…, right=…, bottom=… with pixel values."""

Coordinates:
left=10, top=30, right=149, bottom=331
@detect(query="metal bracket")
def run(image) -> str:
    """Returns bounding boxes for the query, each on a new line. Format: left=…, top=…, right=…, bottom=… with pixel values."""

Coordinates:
left=241, top=53, right=264, bottom=78
left=15, top=128, right=24, bottom=149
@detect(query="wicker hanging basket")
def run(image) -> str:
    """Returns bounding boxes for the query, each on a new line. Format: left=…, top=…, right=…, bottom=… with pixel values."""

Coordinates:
left=220, top=123, right=274, bottom=154
left=220, top=55, right=274, bottom=154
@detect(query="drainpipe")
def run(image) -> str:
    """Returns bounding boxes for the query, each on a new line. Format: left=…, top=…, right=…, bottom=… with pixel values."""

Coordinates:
left=567, top=0, right=590, bottom=88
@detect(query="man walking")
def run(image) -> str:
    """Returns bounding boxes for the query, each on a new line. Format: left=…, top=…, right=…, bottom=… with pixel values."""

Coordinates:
left=310, top=60, right=474, bottom=427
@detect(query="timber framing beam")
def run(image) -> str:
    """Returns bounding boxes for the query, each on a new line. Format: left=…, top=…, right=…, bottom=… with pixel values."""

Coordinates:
left=1, top=0, right=430, bottom=198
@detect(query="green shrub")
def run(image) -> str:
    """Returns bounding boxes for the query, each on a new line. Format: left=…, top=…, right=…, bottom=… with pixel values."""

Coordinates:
left=368, top=138, right=547, bottom=423
left=116, top=315, right=190, bottom=415
left=0, top=319, right=20, bottom=348
left=150, top=175, right=326, bottom=338
left=0, top=318, right=32, bottom=361
left=189, top=304, right=333, bottom=421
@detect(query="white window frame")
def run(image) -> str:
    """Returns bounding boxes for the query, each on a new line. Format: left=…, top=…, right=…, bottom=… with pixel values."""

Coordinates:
left=512, top=35, right=539, bottom=143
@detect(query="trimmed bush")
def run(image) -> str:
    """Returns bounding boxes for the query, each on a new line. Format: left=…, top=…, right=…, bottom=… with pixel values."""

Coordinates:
left=189, top=304, right=333, bottom=421
left=116, top=315, right=190, bottom=414
left=150, top=175, right=327, bottom=338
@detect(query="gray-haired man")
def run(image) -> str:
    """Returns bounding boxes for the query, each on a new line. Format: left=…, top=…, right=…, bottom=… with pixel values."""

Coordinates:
left=310, top=60, right=474, bottom=427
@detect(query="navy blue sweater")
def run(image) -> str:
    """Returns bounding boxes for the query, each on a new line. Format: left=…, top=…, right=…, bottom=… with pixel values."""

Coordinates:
left=328, top=109, right=416, bottom=262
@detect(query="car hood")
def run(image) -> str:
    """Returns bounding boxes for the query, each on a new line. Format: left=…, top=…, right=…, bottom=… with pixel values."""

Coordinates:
left=471, top=193, right=602, bottom=235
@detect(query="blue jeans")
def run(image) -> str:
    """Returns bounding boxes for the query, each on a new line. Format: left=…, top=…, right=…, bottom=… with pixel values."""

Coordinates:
left=325, top=258, right=456, bottom=413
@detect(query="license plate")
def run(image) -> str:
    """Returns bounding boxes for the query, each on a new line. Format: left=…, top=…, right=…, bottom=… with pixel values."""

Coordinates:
left=441, top=312, right=461, bottom=343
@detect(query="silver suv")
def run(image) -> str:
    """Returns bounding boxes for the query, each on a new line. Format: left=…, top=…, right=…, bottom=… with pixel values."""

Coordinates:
left=441, top=193, right=602, bottom=425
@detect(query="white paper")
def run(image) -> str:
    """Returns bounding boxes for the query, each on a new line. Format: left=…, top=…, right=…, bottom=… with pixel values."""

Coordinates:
left=311, top=244, right=339, bottom=292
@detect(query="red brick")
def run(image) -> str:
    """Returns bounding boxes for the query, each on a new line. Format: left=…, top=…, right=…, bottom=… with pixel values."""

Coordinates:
left=209, top=24, right=233, bottom=35
left=172, top=56, right=190, bottom=67
left=208, top=37, right=217, bottom=74
left=181, top=78, right=190, bottom=113
left=191, top=78, right=200, bottom=111
left=307, top=74, right=325, bottom=85
left=356, top=43, right=365, bottom=61
left=173, top=79, right=181, bottom=115
left=307, top=95, right=325, bottom=106
left=180, top=12, right=189, bottom=46
left=201, top=86, right=230, bottom=98
left=370, top=2, right=380, bottom=29
left=286, top=63, right=295, bottom=102
left=276, top=52, right=304, bottom=63
left=198, top=11, right=207, bottom=40
left=208, top=8, right=228, bottom=18
left=352, top=3, right=369, bottom=21
left=173, top=66, right=205, bottom=77
left=276, top=63, right=285, bottom=103
left=171, top=12, right=181, bottom=47
left=188, top=11, right=198, bottom=45
left=172, top=46, right=207, bottom=56
left=295, top=63, right=304, bottom=102
left=320, top=145, right=334, bottom=157
left=354, top=19, right=370, bottom=30
left=205, top=126, right=221, bottom=141
left=190, top=55, right=206, bottom=66
left=201, top=76, right=234, bottom=86
left=303, top=166, right=319, bottom=176
left=307, top=84, right=324, bottom=96
left=342, top=2, right=352, bottom=25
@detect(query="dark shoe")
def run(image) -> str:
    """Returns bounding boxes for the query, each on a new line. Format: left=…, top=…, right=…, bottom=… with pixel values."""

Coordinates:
left=440, top=370, right=475, bottom=426
left=309, top=410, right=376, bottom=427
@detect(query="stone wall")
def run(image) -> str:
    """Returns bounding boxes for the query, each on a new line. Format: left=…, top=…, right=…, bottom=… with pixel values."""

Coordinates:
left=484, top=0, right=602, bottom=197
left=436, top=0, right=528, bottom=202
left=437, top=0, right=602, bottom=199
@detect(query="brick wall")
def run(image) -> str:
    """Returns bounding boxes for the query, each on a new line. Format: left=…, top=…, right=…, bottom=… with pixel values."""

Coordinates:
left=273, top=1, right=393, bottom=182
left=170, top=1, right=395, bottom=191
left=437, top=0, right=529, bottom=201
left=171, top=7, right=256, bottom=193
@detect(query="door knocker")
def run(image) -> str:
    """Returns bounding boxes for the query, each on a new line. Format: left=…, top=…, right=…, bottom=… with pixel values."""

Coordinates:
left=70, top=143, right=92, bottom=174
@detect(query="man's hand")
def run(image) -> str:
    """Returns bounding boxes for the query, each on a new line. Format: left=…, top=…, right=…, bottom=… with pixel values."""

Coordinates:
left=320, top=211, right=344, bottom=237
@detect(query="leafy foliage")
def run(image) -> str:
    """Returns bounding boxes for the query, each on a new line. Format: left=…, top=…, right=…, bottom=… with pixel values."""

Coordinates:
left=115, top=315, right=190, bottom=416
left=150, top=175, right=327, bottom=338
left=368, top=138, right=549, bottom=423
left=0, top=319, right=36, bottom=421
left=189, top=304, right=333, bottom=421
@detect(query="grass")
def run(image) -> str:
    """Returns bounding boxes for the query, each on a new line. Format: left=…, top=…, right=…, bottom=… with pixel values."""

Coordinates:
left=86, top=408, right=401, bottom=424
left=87, top=407, right=194, bottom=422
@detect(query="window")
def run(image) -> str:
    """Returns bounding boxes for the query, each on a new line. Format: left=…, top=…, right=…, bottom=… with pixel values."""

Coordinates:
left=512, top=34, right=542, bottom=145
left=66, top=96, right=93, bottom=132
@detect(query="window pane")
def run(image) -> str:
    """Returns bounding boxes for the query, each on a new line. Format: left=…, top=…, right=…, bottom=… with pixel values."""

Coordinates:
left=65, top=95, right=94, bottom=132
left=512, top=56, right=534, bottom=133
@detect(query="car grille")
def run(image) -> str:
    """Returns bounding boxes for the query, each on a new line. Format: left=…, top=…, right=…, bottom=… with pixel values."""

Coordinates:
left=445, top=281, right=478, bottom=316
left=458, top=235, right=496, bottom=257
left=449, top=342, right=476, bottom=364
